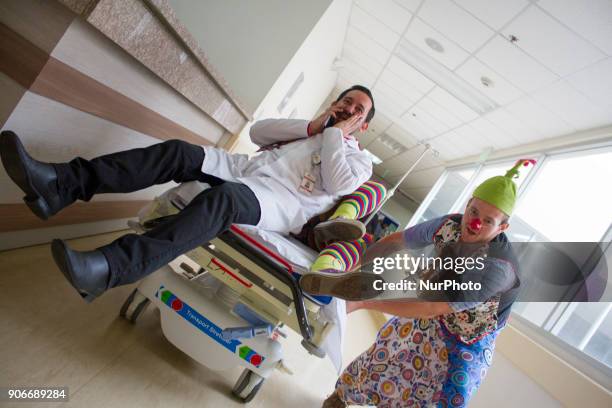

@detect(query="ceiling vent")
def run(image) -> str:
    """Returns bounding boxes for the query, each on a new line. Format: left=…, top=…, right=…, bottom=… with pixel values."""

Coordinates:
left=395, top=39, right=499, bottom=115
left=379, top=133, right=409, bottom=155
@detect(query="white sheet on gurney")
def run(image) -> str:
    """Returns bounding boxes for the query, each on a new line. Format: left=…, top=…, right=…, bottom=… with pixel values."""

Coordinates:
left=238, top=226, right=347, bottom=374
left=161, top=183, right=347, bottom=374
left=237, top=226, right=317, bottom=273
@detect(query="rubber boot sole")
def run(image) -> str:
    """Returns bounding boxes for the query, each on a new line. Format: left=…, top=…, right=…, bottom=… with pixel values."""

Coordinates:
left=299, top=272, right=383, bottom=301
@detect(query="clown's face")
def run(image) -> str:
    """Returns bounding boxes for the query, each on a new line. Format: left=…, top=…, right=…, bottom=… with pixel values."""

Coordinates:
left=460, top=198, right=509, bottom=243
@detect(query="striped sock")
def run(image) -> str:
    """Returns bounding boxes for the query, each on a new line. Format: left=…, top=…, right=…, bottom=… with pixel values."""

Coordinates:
left=330, top=180, right=387, bottom=221
left=312, top=234, right=374, bottom=272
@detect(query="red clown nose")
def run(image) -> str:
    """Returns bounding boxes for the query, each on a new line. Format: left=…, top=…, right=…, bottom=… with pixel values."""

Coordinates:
left=469, top=218, right=482, bottom=231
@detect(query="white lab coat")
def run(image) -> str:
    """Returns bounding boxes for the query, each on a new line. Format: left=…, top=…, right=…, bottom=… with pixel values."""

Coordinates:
left=200, top=119, right=372, bottom=233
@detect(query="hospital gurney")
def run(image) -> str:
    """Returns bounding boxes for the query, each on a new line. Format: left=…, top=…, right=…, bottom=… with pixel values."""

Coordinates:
left=119, top=182, right=340, bottom=402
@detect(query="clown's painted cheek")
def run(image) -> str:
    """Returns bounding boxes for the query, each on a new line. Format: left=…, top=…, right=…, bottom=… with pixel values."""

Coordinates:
left=469, top=218, right=482, bottom=231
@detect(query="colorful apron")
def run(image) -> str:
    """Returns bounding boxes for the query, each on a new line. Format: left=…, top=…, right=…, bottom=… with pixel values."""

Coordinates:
left=335, top=219, right=502, bottom=407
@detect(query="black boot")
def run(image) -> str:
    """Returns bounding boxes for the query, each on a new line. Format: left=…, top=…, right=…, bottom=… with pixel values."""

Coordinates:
left=0, top=131, right=64, bottom=219
left=51, top=239, right=111, bottom=303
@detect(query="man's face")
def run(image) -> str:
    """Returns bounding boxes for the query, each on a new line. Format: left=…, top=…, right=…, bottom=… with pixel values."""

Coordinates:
left=460, top=197, right=509, bottom=243
left=332, top=90, right=373, bottom=133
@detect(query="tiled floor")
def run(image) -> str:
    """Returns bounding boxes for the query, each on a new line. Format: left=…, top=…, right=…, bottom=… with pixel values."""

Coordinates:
left=0, top=231, right=381, bottom=408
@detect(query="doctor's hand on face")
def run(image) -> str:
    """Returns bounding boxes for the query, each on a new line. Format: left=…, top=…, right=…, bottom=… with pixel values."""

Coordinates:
left=309, top=105, right=345, bottom=135
left=333, top=113, right=365, bottom=139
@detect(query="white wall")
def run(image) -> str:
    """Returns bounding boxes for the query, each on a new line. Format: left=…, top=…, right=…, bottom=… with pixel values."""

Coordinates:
left=471, top=351, right=562, bottom=408
left=167, top=0, right=333, bottom=114
left=230, top=0, right=351, bottom=155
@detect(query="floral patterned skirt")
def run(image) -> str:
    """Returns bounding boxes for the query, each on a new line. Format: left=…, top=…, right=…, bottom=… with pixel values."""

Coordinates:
left=336, top=316, right=498, bottom=407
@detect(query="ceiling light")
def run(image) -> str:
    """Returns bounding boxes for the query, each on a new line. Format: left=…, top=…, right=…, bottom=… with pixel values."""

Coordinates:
left=480, top=76, right=494, bottom=88
left=363, top=148, right=383, bottom=165
left=379, top=133, right=408, bottom=155
left=425, top=37, right=444, bottom=53
left=395, top=40, right=499, bottom=115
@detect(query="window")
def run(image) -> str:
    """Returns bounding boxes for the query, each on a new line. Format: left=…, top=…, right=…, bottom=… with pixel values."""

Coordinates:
left=512, top=150, right=612, bottom=242
left=409, top=166, right=476, bottom=226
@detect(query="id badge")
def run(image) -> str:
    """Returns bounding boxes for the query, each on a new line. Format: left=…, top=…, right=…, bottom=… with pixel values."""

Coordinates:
left=299, top=172, right=316, bottom=194
left=311, top=153, right=321, bottom=166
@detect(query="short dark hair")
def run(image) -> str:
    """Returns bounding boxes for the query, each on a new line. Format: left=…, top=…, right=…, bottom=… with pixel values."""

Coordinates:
left=335, top=85, right=376, bottom=123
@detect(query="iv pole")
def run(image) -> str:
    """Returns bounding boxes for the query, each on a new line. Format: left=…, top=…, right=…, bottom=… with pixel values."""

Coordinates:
left=363, top=143, right=434, bottom=226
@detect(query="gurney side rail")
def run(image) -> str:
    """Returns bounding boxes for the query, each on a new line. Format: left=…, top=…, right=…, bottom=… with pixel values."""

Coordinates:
left=220, top=227, right=314, bottom=343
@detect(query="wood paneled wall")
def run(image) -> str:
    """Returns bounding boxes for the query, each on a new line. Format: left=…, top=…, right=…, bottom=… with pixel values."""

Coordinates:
left=0, top=1, right=239, bottom=245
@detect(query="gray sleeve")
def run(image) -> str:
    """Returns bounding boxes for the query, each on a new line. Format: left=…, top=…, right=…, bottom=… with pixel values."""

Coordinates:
left=448, top=257, right=518, bottom=311
left=449, top=301, right=482, bottom=312
left=402, top=216, right=449, bottom=248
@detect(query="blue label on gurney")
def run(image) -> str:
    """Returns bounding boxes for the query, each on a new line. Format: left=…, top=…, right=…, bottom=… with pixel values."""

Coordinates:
left=155, top=286, right=265, bottom=367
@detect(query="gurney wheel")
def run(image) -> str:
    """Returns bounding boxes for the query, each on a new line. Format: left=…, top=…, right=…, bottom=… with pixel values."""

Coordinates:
left=232, top=369, right=264, bottom=403
left=120, top=289, right=150, bottom=323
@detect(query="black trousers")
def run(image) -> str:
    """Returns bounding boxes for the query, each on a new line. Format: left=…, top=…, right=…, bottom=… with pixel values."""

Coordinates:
left=54, top=140, right=261, bottom=288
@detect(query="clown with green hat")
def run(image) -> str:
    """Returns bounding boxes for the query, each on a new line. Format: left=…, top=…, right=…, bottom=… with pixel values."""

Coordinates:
left=301, top=160, right=535, bottom=408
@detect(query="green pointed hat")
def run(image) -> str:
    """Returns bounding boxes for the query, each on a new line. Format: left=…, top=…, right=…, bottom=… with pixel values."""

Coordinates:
left=472, top=159, right=536, bottom=216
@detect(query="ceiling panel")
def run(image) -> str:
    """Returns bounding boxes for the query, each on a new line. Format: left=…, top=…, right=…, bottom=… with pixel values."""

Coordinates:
left=373, top=81, right=418, bottom=114
left=428, top=132, right=472, bottom=160
left=358, top=127, right=380, bottom=147
left=381, top=145, right=440, bottom=175
left=335, top=77, right=356, bottom=95
left=477, top=35, right=558, bottom=92
left=366, top=138, right=403, bottom=161
left=350, top=5, right=401, bottom=50
left=455, top=57, right=524, bottom=105
left=342, top=45, right=385, bottom=77
left=566, top=57, right=612, bottom=110
left=404, top=17, right=470, bottom=69
left=384, top=123, right=420, bottom=148
left=426, top=87, right=480, bottom=123
left=450, top=123, right=498, bottom=150
left=366, top=111, right=393, bottom=135
left=338, top=63, right=377, bottom=87
left=396, top=113, right=439, bottom=140
left=372, top=97, right=407, bottom=122
left=393, top=0, right=422, bottom=13
left=504, top=95, right=576, bottom=139
left=483, top=108, right=544, bottom=145
left=386, top=56, right=436, bottom=93
left=344, top=26, right=394, bottom=58
left=403, top=106, right=450, bottom=137
left=354, top=0, right=413, bottom=35
left=538, top=0, right=612, bottom=55
left=378, top=68, right=427, bottom=102
left=468, top=117, right=519, bottom=149
left=457, top=0, right=529, bottom=30
left=503, top=6, right=605, bottom=76
left=530, top=80, right=611, bottom=130
left=418, top=0, right=495, bottom=52
left=443, top=128, right=495, bottom=156
left=412, top=96, right=463, bottom=129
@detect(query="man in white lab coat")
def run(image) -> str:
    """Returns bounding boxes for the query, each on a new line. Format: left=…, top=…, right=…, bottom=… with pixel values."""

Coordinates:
left=0, top=85, right=375, bottom=302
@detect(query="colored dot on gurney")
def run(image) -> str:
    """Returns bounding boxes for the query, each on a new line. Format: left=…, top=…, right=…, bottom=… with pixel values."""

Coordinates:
left=250, top=354, right=262, bottom=366
left=171, top=298, right=183, bottom=311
